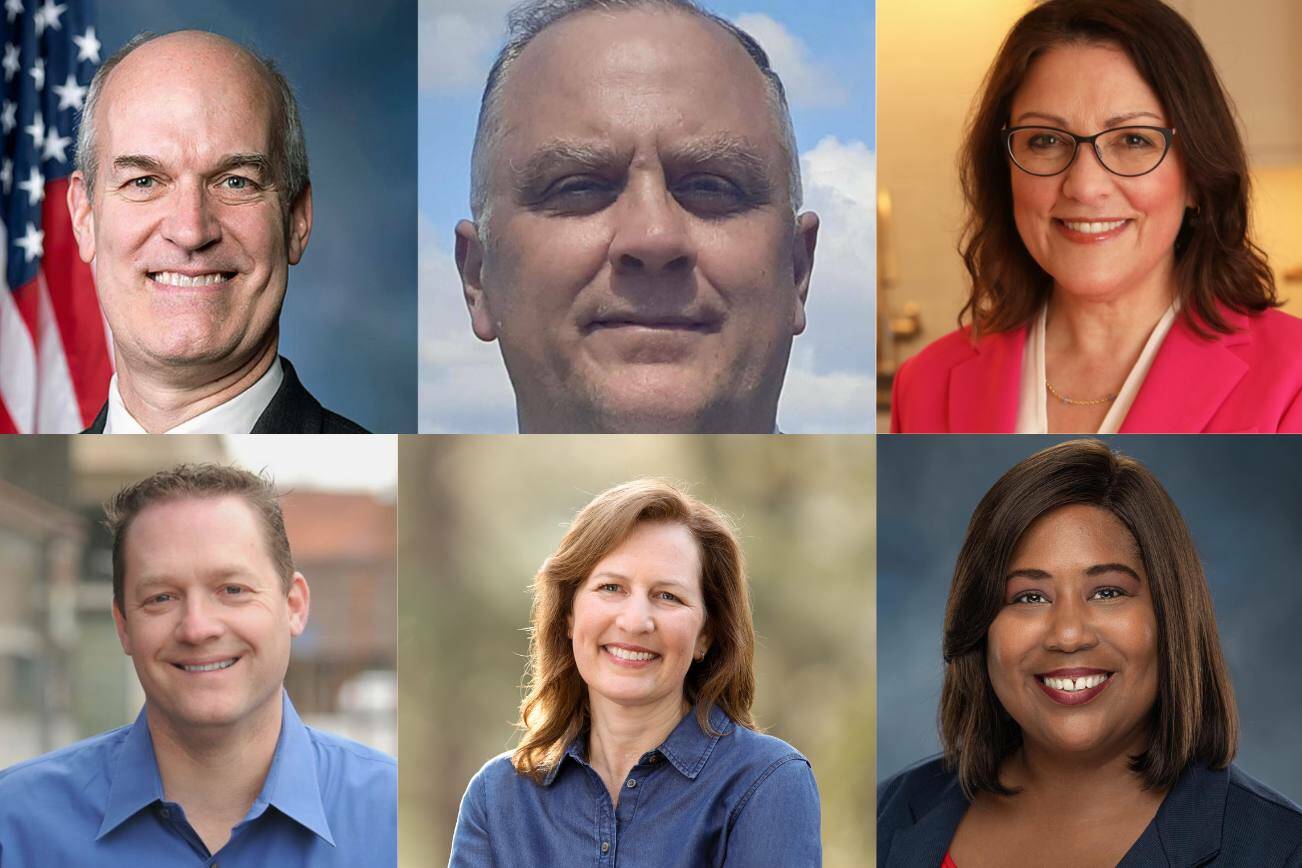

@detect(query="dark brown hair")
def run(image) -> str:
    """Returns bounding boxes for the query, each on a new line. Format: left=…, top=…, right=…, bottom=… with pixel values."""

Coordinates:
left=512, top=478, right=756, bottom=781
left=959, top=0, right=1276, bottom=336
left=940, top=439, right=1238, bottom=798
left=105, top=463, right=295, bottom=612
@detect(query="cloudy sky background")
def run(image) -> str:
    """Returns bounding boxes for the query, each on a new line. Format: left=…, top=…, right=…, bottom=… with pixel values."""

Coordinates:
left=419, top=0, right=876, bottom=432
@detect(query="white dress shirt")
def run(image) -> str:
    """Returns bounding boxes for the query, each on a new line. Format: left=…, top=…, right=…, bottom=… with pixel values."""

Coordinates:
left=104, top=357, right=284, bottom=434
left=1016, top=302, right=1177, bottom=434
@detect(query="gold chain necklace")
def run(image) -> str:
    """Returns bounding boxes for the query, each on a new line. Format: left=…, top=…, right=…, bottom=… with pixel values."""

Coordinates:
left=1046, top=381, right=1116, bottom=406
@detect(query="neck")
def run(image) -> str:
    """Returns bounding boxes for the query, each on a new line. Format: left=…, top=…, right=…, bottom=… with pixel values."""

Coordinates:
left=145, top=692, right=284, bottom=846
left=517, top=396, right=778, bottom=434
left=114, top=336, right=279, bottom=433
left=586, top=692, right=689, bottom=799
left=1045, top=282, right=1175, bottom=360
left=1002, top=727, right=1160, bottom=811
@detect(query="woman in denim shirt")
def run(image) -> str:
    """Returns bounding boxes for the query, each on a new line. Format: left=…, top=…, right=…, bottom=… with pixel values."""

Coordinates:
left=449, top=479, right=821, bottom=867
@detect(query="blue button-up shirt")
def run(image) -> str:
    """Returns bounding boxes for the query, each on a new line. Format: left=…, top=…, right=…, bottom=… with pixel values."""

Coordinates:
left=450, top=706, right=821, bottom=867
left=0, top=692, right=396, bottom=866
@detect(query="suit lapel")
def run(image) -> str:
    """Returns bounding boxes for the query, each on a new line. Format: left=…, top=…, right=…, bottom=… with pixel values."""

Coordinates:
left=884, top=776, right=969, bottom=867
left=252, top=357, right=324, bottom=434
left=948, top=326, right=1025, bottom=432
left=1121, top=311, right=1250, bottom=433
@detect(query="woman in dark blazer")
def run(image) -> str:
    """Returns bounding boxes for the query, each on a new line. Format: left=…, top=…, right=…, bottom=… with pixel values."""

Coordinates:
left=878, top=441, right=1302, bottom=866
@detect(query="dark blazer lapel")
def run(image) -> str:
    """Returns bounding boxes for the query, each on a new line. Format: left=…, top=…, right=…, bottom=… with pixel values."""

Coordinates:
left=947, top=326, right=1025, bottom=432
left=884, top=777, right=969, bottom=868
left=83, top=401, right=109, bottom=433
left=251, top=357, right=324, bottom=434
left=1121, top=311, right=1250, bottom=433
left=1119, top=764, right=1226, bottom=866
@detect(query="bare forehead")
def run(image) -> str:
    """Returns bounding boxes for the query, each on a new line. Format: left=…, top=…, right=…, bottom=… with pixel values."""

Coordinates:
left=100, top=31, right=275, bottom=128
left=499, top=7, right=774, bottom=138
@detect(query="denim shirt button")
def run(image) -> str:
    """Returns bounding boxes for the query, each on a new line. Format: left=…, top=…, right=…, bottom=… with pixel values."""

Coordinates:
left=625, top=779, right=637, bottom=789
left=601, top=841, right=610, bottom=854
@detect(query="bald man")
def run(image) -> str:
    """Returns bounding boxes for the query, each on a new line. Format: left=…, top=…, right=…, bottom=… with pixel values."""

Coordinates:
left=68, top=31, right=367, bottom=434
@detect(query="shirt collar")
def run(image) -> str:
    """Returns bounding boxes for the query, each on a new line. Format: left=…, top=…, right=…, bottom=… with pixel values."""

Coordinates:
left=104, top=357, right=283, bottom=434
left=542, top=704, right=734, bottom=786
left=96, top=691, right=335, bottom=846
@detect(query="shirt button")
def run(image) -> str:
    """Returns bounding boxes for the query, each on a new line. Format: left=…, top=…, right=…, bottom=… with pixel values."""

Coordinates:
left=159, top=807, right=170, bottom=819
left=625, top=778, right=637, bottom=789
left=601, top=841, right=610, bottom=854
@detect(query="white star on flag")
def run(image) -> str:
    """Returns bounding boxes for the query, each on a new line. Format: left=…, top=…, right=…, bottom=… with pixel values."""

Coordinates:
left=73, top=26, right=100, bottom=64
left=1, top=99, right=14, bottom=134
left=4, top=0, right=21, bottom=24
left=2, top=43, right=18, bottom=81
left=17, top=165, right=45, bottom=206
left=15, top=222, right=45, bottom=263
left=25, top=112, right=45, bottom=148
left=0, top=158, right=11, bottom=194
left=42, top=128, right=70, bottom=163
left=37, top=0, right=65, bottom=31
left=52, top=72, right=86, bottom=110
left=30, top=56, right=45, bottom=90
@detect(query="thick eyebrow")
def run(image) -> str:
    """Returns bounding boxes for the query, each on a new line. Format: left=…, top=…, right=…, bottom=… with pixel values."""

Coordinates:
left=512, top=140, right=623, bottom=194
left=1012, top=110, right=1166, bottom=128
left=664, top=134, right=769, bottom=176
left=111, top=154, right=165, bottom=176
left=1005, top=564, right=1142, bottom=582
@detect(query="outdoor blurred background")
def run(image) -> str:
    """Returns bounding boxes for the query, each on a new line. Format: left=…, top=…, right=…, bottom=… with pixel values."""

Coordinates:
left=399, top=436, right=875, bottom=866
left=879, top=435, right=1302, bottom=803
left=0, top=435, right=397, bottom=766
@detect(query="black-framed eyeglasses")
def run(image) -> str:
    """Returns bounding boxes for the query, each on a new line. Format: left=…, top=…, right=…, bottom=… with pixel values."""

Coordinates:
left=1003, top=125, right=1176, bottom=177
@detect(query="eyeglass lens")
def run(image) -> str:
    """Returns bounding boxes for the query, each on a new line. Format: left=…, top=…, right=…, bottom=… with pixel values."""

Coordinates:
left=1007, top=127, right=1168, bottom=176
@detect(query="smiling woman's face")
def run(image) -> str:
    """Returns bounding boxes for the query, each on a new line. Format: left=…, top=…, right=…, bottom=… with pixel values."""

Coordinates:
left=1008, top=41, right=1191, bottom=306
left=986, top=504, right=1159, bottom=761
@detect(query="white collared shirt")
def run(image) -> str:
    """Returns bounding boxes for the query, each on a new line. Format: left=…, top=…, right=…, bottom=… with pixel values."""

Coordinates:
left=1016, top=301, right=1177, bottom=434
left=104, top=357, right=284, bottom=434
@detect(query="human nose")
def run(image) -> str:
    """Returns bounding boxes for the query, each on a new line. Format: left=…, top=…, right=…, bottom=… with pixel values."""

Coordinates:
left=1059, top=141, right=1115, bottom=203
left=613, top=595, right=655, bottom=635
left=160, top=181, right=222, bottom=251
left=608, top=178, right=696, bottom=274
left=175, top=596, right=226, bottom=645
left=1043, top=596, right=1097, bottom=653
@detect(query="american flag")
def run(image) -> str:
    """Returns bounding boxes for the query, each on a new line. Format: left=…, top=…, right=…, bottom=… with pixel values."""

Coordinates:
left=1, top=0, right=109, bottom=433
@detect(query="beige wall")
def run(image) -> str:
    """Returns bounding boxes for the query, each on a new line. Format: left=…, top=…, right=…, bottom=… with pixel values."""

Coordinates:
left=878, top=0, right=1302, bottom=416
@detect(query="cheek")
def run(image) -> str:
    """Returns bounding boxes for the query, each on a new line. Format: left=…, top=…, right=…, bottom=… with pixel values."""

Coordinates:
left=985, top=613, right=1035, bottom=688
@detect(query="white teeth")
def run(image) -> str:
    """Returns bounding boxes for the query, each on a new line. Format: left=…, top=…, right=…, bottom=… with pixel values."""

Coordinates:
left=1044, top=674, right=1108, bottom=692
left=181, top=659, right=236, bottom=672
left=1063, top=219, right=1127, bottom=234
left=606, top=646, right=656, bottom=662
left=151, top=271, right=230, bottom=287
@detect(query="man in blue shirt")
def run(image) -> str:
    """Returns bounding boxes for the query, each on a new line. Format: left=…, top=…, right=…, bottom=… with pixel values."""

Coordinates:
left=0, top=464, right=396, bottom=866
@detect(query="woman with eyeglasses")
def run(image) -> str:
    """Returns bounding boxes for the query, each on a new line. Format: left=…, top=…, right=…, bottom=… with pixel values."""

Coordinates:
left=890, top=0, right=1302, bottom=434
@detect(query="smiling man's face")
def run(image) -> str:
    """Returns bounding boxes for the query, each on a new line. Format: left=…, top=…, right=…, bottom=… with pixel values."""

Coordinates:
left=458, top=7, right=817, bottom=433
left=112, top=495, right=308, bottom=738
left=69, top=31, right=311, bottom=382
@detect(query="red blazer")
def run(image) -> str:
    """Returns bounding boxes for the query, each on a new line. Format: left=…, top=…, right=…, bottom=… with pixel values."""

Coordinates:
left=890, top=307, right=1302, bottom=433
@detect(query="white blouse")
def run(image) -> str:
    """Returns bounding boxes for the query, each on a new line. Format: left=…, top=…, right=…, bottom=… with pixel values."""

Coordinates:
left=1016, top=302, right=1178, bottom=434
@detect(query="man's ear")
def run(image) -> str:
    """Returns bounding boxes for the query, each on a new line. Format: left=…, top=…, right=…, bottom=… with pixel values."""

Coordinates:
left=455, top=219, right=498, bottom=342
left=791, top=211, right=819, bottom=336
left=67, top=171, right=96, bottom=264
left=112, top=599, right=132, bottom=655
left=286, top=572, right=310, bottom=637
left=287, top=184, right=313, bottom=265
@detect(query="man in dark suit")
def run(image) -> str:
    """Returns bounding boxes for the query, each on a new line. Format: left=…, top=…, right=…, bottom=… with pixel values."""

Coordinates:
left=69, top=30, right=367, bottom=433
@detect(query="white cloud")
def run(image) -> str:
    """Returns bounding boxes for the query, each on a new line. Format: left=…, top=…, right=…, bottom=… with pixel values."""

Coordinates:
left=417, top=212, right=518, bottom=432
left=418, top=0, right=516, bottom=95
left=777, top=136, right=876, bottom=432
left=733, top=13, right=847, bottom=109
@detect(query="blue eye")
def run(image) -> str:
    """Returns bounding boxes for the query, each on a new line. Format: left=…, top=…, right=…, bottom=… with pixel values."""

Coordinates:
left=222, top=176, right=250, bottom=190
left=657, top=591, right=681, bottom=603
left=131, top=176, right=155, bottom=188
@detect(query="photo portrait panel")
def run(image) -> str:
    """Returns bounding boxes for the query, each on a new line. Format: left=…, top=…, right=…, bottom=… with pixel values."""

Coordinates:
left=399, top=435, right=874, bottom=865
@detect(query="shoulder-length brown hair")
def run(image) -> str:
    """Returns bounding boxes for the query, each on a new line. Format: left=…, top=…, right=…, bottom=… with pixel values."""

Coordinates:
left=959, top=0, right=1276, bottom=336
left=940, top=439, right=1238, bottom=799
left=511, top=479, right=756, bottom=781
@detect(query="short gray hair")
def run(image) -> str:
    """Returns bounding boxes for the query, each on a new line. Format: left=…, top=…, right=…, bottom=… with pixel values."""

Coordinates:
left=469, top=0, right=803, bottom=226
left=75, top=31, right=310, bottom=206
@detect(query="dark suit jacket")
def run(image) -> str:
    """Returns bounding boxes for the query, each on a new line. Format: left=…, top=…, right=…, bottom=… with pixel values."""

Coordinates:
left=878, top=756, right=1302, bottom=866
left=83, top=357, right=369, bottom=434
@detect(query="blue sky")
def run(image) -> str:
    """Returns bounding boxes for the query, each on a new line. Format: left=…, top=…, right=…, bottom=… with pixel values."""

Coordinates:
left=419, top=0, right=876, bottom=432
